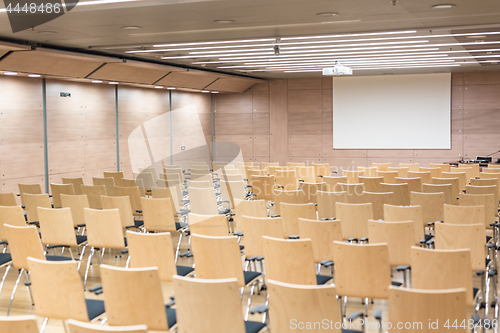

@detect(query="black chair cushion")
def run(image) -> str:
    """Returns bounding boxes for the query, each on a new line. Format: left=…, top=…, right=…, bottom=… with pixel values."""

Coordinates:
left=316, top=274, right=332, bottom=285
left=487, top=236, right=492, bottom=242
left=391, top=281, right=403, bottom=287
left=239, top=245, right=245, bottom=251
left=424, top=234, right=434, bottom=241
left=243, top=271, right=261, bottom=285
left=0, top=253, right=12, bottom=266
left=165, top=307, right=177, bottom=328
left=342, top=330, right=362, bottom=333
left=245, top=320, right=266, bottom=333
left=46, top=255, right=74, bottom=262
left=85, top=299, right=105, bottom=321
left=134, top=220, right=144, bottom=227
left=76, top=235, right=87, bottom=245
left=176, top=265, right=194, bottom=276
left=176, top=222, right=182, bottom=230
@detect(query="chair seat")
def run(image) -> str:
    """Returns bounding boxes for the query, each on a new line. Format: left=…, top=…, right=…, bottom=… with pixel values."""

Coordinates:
left=342, top=329, right=362, bottom=333
left=243, top=271, right=261, bottom=285
left=46, top=255, right=75, bottom=262
left=391, top=281, right=403, bottom=287
left=219, top=209, right=231, bottom=215
left=239, top=245, right=245, bottom=251
left=175, top=222, right=182, bottom=231
left=245, top=320, right=266, bottom=333
left=424, top=234, right=433, bottom=241
left=0, top=253, right=12, bottom=266
left=165, top=306, right=177, bottom=328
left=76, top=235, right=87, bottom=245
left=487, top=236, right=492, bottom=242
left=134, top=220, right=144, bottom=227
left=176, top=265, right=194, bottom=276
left=85, top=299, right=105, bottom=321
left=316, top=274, right=332, bottom=285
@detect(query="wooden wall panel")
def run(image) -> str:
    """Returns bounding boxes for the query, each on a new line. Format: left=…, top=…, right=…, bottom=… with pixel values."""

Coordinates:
left=269, top=79, right=288, bottom=164
left=287, top=90, right=322, bottom=113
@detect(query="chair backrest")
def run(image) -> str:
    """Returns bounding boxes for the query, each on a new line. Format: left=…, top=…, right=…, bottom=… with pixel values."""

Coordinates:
left=273, top=189, right=307, bottom=214
left=237, top=162, right=253, bottom=179
left=380, top=182, right=410, bottom=206
left=359, top=176, right=382, bottom=192
left=100, top=265, right=169, bottom=331
left=372, top=162, right=391, bottom=171
left=101, top=195, right=134, bottom=229
left=419, top=167, right=442, bottom=178
left=368, top=220, right=414, bottom=266
left=432, top=177, right=460, bottom=198
left=423, top=183, right=454, bottom=205
left=395, top=177, right=422, bottom=193
left=332, top=241, right=391, bottom=299
left=298, top=182, right=325, bottom=204
left=173, top=276, right=246, bottom=333
left=343, top=170, right=365, bottom=184
left=188, top=187, right=219, bottom=215
left=233, top=199, right=267, bottom=233
left=275, top=169, right=298, bottom=190
left=251, top=175, right=275, bottom=201
left=479, top=173, right=500, bottom=196
left=322, top=176, right=348, bottom=191
left=190, top=173, right=213, bottom=187
left=376, top=171, right=398, bottom=184
left=389, top=287, right=467, bottom=333
left=92, top=177, right=116, bottom=196
left=113, top=186, right=142, bottom=213
left=103, top=171, right=124, bottom=187
left=336, top=183, right=365, bottom=199
left=287, top=162, right=305, bottom=168
left=126, top=231, right=177, bottom=282
left=458, top=193, right=495, bottom=228
left=0, top=315, right=39, bottom=333
left=262, top=162, right=279, bottom=172
left=317, top=191, right=347, bottom=220
left=189, top=213, right=228, bottom=236
left=263, top=236, right=317, bottom=285
left=0, top=206, right=26, bottom=241
left=443, top=204, right=485, bottom=225
left=152, top=185, right=180, bottom=213
left=24, top=193, right=51, bottom=223
left=279, top=203, right=316, bottom=238
left=399, top=163, right=419, bottom=172
left=191, top=234, right=245, bottom=287
left=296, top=166, right=316, bottom=183
left=411, top=247, right=473, bottom=305
left=351, top=191, right=393, bottom=220
left=358, top=167, right=378, bottom=177
left=191, top=166, right=210, bottom=174
left=470, top=177, right=498, bottom=187
left=62, top=178, right=84, bottom=195
left=410, top=192, right=445, bottom=223
left=312, top=163, right=331, bottom=181
left=27, top=258, right=88, bottom=321
left=335, top=202, right=373, bottom=239
left=435, top=223, right=485, bottom=271
left=429, top=163, right=451, bottom=172
left=5, top=224, right=46, bottom=270
left=18, top=183, right=42, bottom=206
left=466, top=184, right=499, bottom=206
left=141, top=197, right=176, bottom=232
left=247, top=169, right=267, bottom=184
left=139, top=167, right=158, bottom=182
left=81, top=185, right=106, bottom=209
left=388, top=167, right=409, bottom=178
left=384, top=204, right=424, bottom=244
left=298, top=218, right=342, bottom=263
left=219, top=173, right=243, bottom=181
left=267, top=280, right=342, bottom=333
left=84, top=208, right=126, bottom=249
left=61, top=194, right=90, bottom=228
left=220, top=180, right=246, bottom=208
left=38, top=207, right=77, bottom=246
left=66, top=319, right=147, bottom=333
left=441, top=171, right=467, bottom=192
left=0, top=193, right=17, bottom=206
left=242, top=216, right=284, bottom=258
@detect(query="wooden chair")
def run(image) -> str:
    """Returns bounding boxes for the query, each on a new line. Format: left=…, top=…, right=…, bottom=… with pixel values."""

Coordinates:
left=459, top=193, right=496, bottom=229
left=359, top=176, right=382, bottom=192
left=247, top=169, right=267, bottom=184
left=92, top=177, right=116, bottom=196
left=18, top=183, right=42, bottom=207
left=322, top=176, right=348, bottom=191
left=317, top=191, right=347, bottom=220
left=81, top=185, right=106, bottom=209
left=220, top=180, right=247, bottom=209
left=429, top=163, right=451, bottom=173
left=388, top=166, right=409, bottom=178
left=358, top=166, right=378, bottom=177
left=60, top=194, right=90, bottom=232
left=380, top=183, right=410, bottom=206
left=251, top=175, right=275, bottom=202
left=368, top=220, right=414, bottom=267
left=470, top=177, right=498, bottom=187
left=432, top=177, right=460, bottom=199
left=399, top=163, right=419, bottom=172
left=376, top=171, right=398, bottom=184
left=395, top=177, right=421, bottom=193
left=279, top=203, right=316, bottom=238
left=113, top=186, right=143, bottom=217
left=287, top=162, right=305, bottom=169
left=262, top=162, right=279, bottom=173
left=233, top=199, right=267, bottom=233
left=443, top=204, right=485, bottom=226
left=389, top=287, right=467, bottom=333
left=384, top=204, right=425, bottom=244
left=343, top=170, right=365, bottom=184
left=62, top=178, right=84, bottom=195
left=188, top=187, right=220, bottom=215
left=237, top=162, right=254, bottom=179
left=126, top=231, right=193, bottom=282
left=312, top=163, right=331, bottom=182
left=441, top=171, right=467, bottom=192
left=188, top=213, right=228, bottom=236
left=0, top=193, right=17, bottom=206
left=188, top=178, right=212, bottom=190
left=24, top=193, right=51, bottom=225
left=100, top=265, right=176, bottom=330
left=272, top=189, right=307, bottom=215
left=66, top=320, right=147, bottom=333
left=299, top=182, right=325, bottom=204
left=336, top=183, right=365, bottom=200
left=275, top=169, right=298, bottom=190
left=407, top=171, right=432, bottom=188
left=466, top=184, right=499, bottom=206
left=296, top=166, right=316, bottom=183
left=0, top=315, right=38, bottom=333
left=411, top=247, right=473, bottom=305
left=410, top=192, right=445, bottom=223
left=0, top=205, right=27, bottom=243
left=451, top=166, right=473, bottom=184
left=419, top=167, right=442, bottom=178
left=50, top=183, right=76, bottom=208
left=351, top=191, right=393, bottom=220
left=173, top=276, right=266, bottom=333
left=27, top=258, right=105, bottom=326
left=141, top=197, right=177, bottom=232
left=423, top=183, right=454, bottom=205
left=263, top=236, right=332, bottom=285
left=103, top=171, right=124, bottom=187
left=372, top=162, right=391, bottom=171
left=220, top=173, right=243, bottom=181
left=335, top=202, right=373, bottom=240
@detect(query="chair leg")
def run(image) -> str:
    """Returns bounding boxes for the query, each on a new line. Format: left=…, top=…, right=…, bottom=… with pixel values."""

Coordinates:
left=0, top=264, right=12, bottom=296
left=245, top=282, right=257, bottom=321
left=7, top=268, right=24, bottom=315
left=343, top=296, right=348, bottom=318
left=78, top=244, right=88, bottom=271
left=364, top=297, right=369, bottom=317
left=39, top=318, right=49, bottom=333
left=84, top=247, right=95, bottom=291
left=25, top=270, right=34, bottom=306
left=175, top=232, right=184, bottom=264
left=187, top=235, right=192, bottom=251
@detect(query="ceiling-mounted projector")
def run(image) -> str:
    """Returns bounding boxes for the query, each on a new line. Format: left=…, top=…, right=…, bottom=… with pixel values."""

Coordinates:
left=323, top=64, right=353, bottom=76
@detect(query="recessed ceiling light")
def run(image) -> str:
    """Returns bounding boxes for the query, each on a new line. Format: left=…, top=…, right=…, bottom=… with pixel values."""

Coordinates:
left=466, top=35, right=486, bottom=39
left=155, top=86, right=164, bottom=89
left=37, top=30, right=57, bottom=34
left=487, top=51, right=493, bottom=54
left=432, top=4, right=456, bottom=9
left=121, top=26, right=142, bottom=30
left=4, top=72, right=17, bottom=75
left=28, top=74, right=41, bottom=77
left=214, top=20, right=235, bottom=24
left=201, top=90, right=210, bottom=93
left=167, top=87, right=176, bottom=90
left=316, top=12, right=339, bottom=17
left=211, top=91, right=219, bottom=93
left=109, top=82, right=119, bottom=84
left=91, top=80, right=102, bottom=83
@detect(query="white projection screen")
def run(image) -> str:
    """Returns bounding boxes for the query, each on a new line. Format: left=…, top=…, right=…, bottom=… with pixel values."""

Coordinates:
left=332, top=73, right=451, bottom=149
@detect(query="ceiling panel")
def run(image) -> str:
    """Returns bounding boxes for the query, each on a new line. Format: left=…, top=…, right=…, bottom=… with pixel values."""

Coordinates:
left=155, top=71, right=218, bottom=89
left=88, top=62, right=169, bottom=84
left=205, top=77, right=257, bottom=92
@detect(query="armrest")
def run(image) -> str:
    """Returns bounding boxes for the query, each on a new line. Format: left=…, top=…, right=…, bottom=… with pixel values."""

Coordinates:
left=374, top=309, right=383, bottom=320
left=360, top=237, right=368, bottom=243
left=165, top=300, right=175, bottom=308
left=77, top=223, right=86, bottom=228
left=180, top=252, right=193, bottom=258
left=245, top=185, right=253, bottom=188
left=250, top=305, right=269, bottom=315
left=170, top=295, right=175, bottom=300
left=271, top=215, right=280, bottom=218
left=472, top=314, right=480, bottom=325
left=298, top=179, right=305, bottom=183
left=288, top=235, right=300, bottom=239
left=89, top=286, right=103, bottom=293
left=320, top=260, right=334, bottom=267
left=46, top=245, right=66, bottom=249
left=347, top=312, right=364, bottom=321
left=135, top=210, right=143, bottom=213
left=348, top=238, right=358, bottom=243
left=277, top=185, right=284, bottom=189
left=426, top=239, right=435, bottom=247
left=396, top=265, right=410, bottom=272
left=121, top=249, right=129, bottom=254
left=234, top=232, right=244, bottom=236
left=243, top=178, right=248, bottom=181
left=125, top=225, right=138, bottom=229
